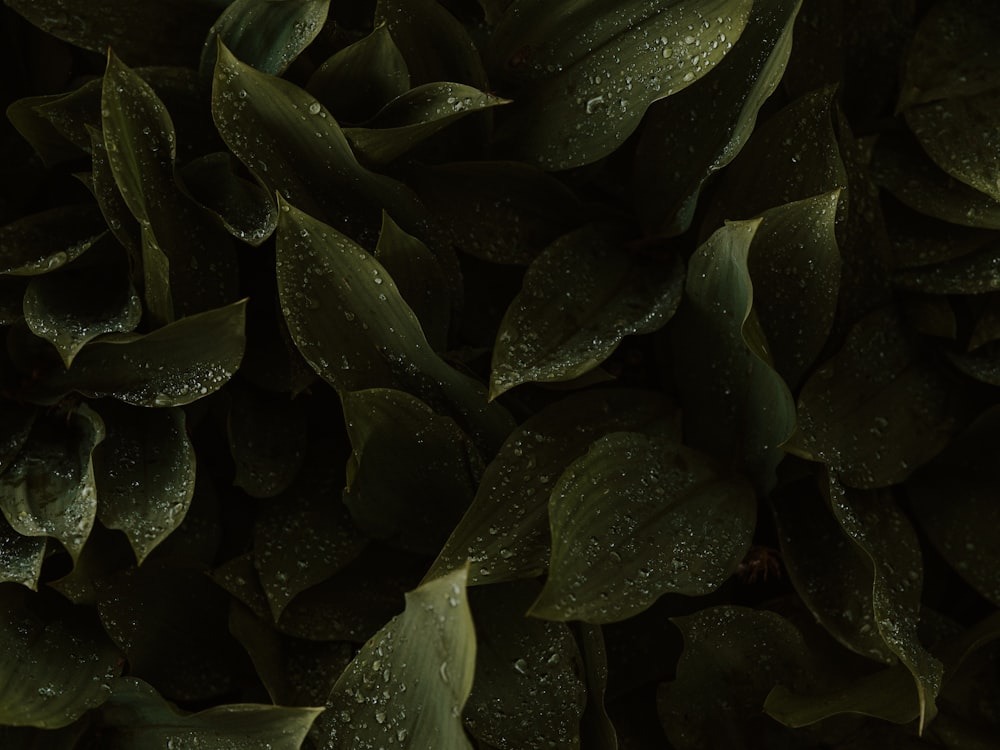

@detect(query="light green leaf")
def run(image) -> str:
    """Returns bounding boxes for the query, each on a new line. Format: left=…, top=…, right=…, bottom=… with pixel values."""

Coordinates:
left=342, top=388, right=481, bottom=555
left=0, top=587, right=122, bottom=728
left=530, top=432, right=755, bottom=623
left=39, top=298, right=247, bottom=408
left=93, top=402, right=195, bottom=564
left=492, top=0, right=753, bottom=169
left=0, top=404, right=104, bottom=562
left=490, top=224, right=684, bottom=399
left=0, top=205, right=107, bottom=276
left=633, top=0, right=802, bottom=235
left=200, top=0, right=330, bottom=77
left=426, top=388, right=679, bottom=587
left=313, top=567, right=476, bottom=750
left=98, top=677, right=322, bottom=748
left=672, top=219, right=796, bottom=494
left=275, top=199, right=513, bottom=453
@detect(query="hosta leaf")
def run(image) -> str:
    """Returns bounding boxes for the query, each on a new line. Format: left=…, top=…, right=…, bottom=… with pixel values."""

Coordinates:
left=490, top=224, right=684, bottom=399
left=87, top=126, right=140, bottom=261
left=529, top=432, right=755, bottom=623
left=0, top=401, right=35, bottom=476
left=827, top=477, right=944, bottom=732
left=0, top=588, right=122, bottom=728
left=342, top=388, right=481, bottom=555
left=577, top=623, right=618, bottom=749
left=464, top=581, right=587, bottom=749
left=672, top=219, right=796, bottom=494
left=345, top=82, right=509, bottom=165
left=426, top=388, right=679, bottom=586
left=633, top=0, right=802, bottom=235
left=211, top=41, right=424, bottom=240
left=492, top=0, right=753, bottom=170
left=275, top=199, right=513, bottom=453
left=98, top=677, right=322, bottom=749
left=789, top=307, right=960, bottom=488
left=5, top=94, right=85, bottom=166
left=313, top=567, right=476, bottom=749
left=893, top=240, right=1000, bottom=294
left=0, top=205, right=107, bottom=276
left=658, top=606, right=812, bottom=749
left=39, top=298, right=247, bottom=407
left=23, top=256, right=142, bottom=368
left=0, top=277, right=27, bottom=325
left=200, top=0, right=330, bottom=77
left=0, top=514, right=46, bottom=590
left=307, top=23, right=410, bottom=123
left=93, top=402, right=195, bottom=564
left=0, top=404, right=104, bottom=562
left=907, top=407, right=1000, bottom=607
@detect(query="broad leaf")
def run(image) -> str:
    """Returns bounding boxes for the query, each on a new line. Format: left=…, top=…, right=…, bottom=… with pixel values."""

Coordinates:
left=200, top=0, right=330, bottom=77
left=313, top=567, right=476, bottom=749
left=426, top=388, right=678, bottom=586
left=93, top=402, right=196, bottom=564
left=492, top=0, right=753, bottom=169
left=0, top=205, right=106, bottom=276
left=39, top=298, right=247, bottom=407
left=530, top=432, right=755, bottom=623
left=893, top=240, right=1000, bottom=295
left=490, top=224, right=685, bottom=399
left=0, top=404, right=104, bottom=562
left=0, top=514, right=46, bottom=590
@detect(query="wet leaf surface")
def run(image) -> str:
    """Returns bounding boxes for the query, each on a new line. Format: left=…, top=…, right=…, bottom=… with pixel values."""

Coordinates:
left=0, top=205, right=107, bottom=276
left=0, top=513, right=46, bottom=590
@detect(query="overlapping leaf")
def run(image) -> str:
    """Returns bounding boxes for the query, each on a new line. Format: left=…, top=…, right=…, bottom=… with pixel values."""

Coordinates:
left=0, top=514, right=46, bottom=590
left=0, top=205, right=106, bottom=276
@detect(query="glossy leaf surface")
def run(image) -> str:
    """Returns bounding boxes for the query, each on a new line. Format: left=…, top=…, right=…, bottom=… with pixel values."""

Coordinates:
left=0, top=206, right=106, bottom=277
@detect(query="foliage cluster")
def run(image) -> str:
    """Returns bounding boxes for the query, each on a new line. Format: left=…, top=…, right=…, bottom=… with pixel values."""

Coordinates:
left=1, top=0, right=999, bottom=747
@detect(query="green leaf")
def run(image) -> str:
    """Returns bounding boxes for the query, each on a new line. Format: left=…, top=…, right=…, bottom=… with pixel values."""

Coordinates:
left=672, top=219, right=796, bottom=494
left=907, top=406, right=1000, bottom=607
left=0, top=404, right=104, bottom=562
left=0, top=401, right=36, bottom=476
left=490, top=224, right=684, bottom=399
left=87, top=126, right=141, bottom=263
left=0, top=205, right=107, bottom=276
left=313, top=567, right=476, bottom=749
left=93, top=402, right=195, bottom=564
left=345, top=82, right=509, bottom=165
left=492, top=0, right=754, bottom=170
left=632, top=0, right=802, bottom=235
left=426, top=388, right=679, bottom=586
left=0, top=588, right=122, bottom=728
left=789, top=307, right=960, bottom=488
left=307, top=23, right=410, bottom=123
left=275, top=199, right=513, bottom=453
left=893, top=240, right=1000, bottom=294
left=529, top=432, right=755, bottom=623
left=658, top=606, right=812, bottom=749
left=5, top=94, right=86, bottom=166
left=200, top=0, right=330, bottom=77
left=0, top=513, right=46, bottom=590
left=23, top=253, right=142, bottom=368
left=342, top=388, right=481, bottom=555
left=98, top=677, right=322, bottom=748
left=577, top=623, right=618, bottom=750
left=211, top=41, right=425, bottom=239
left=464, top=581, right=587, bottom=748
left=410, top=160, right=588, bottom=265
left=827, top=476, right=944, bottom=732
left=39, top=298, right=247, bottom=407
left=0, top=277, right=27, bottom=325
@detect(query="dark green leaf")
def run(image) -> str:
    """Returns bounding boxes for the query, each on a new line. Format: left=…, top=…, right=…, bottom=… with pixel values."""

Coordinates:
left=893, top=240, right=1000, bottom=294
left=342, top=388, right=481, bottom=555
left=0, top=277, right=27, bottom=325
left=5, top=94, right=85, bottom=166
left=947, top=341, right=1000, bottom=386
left=492, top=0, right=754, bottom=170
left=0, top=205, right=107, bottom=276
left=530, top=432, right=755, bottom=623
left=464, top=581, right=587, bottom=748
left=632, top=0, right=802, bottom=235
left=98, top=677, right=322, bottom=748
left=200, top=0, right=330, bottom=77
left=313, top=567, right=476, bottom=749
left=427, top=388, right=679, bottom=586
left=490, top=224, right=684, bottom=399
left=39, top=298, right=247, bottom=407
left=0, top=402, right=35, bottom=477
left=577, top=623, right=618, bottom=750
left=0, top=404, right=104, bottom=562
left=0, top=514, right=46, bottom=590
left=0, top=588, right=122, bottom=728
left=93, top=402, right=195, bottom=564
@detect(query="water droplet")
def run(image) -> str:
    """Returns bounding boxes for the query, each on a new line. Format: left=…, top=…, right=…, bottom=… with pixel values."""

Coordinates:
left=308, top=101, right=321, bottom=115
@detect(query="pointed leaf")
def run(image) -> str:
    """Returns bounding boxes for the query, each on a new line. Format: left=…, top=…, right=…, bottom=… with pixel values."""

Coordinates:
left=200, top=0, right=330, bottom=77
left=39, top=298, right=247, bottom=407
left=313, top=567, right=476, bottom=749
left=0, top=404, right=104, bottom=562
left=492, top=0, right=753, bottom=169
left=491, top=224, right=684, bottom=399
left=0, top=205, right=107, bottom=276
left=530, top=432, right=755, bottom=623
left=93, top=403, right=195, bottom=564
